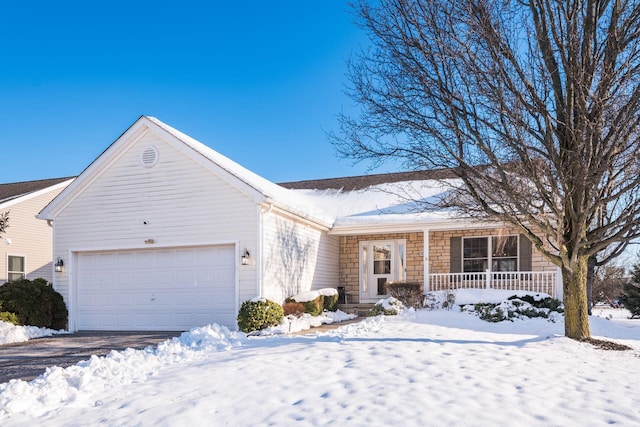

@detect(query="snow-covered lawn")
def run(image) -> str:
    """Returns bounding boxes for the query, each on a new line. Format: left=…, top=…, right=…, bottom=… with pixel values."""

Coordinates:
left=1, top=305, right=639, bottom=426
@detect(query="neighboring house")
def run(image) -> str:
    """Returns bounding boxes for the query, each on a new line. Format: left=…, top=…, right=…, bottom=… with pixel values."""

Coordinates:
left=0, top=177, right=74, bottom=284
left=38, top=116, right=560, bottom=332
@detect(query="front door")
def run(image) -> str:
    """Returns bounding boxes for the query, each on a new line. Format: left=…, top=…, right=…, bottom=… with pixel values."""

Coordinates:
left=360, top=240, right=406, bottom=302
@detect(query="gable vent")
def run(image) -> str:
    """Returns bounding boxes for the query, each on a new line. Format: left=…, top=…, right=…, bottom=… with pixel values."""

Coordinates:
left=140, top=146, right=159, bottom=168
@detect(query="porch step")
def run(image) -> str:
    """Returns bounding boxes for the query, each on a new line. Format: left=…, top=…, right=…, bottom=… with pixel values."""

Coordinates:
left=338, top=303, right=375, bottom=317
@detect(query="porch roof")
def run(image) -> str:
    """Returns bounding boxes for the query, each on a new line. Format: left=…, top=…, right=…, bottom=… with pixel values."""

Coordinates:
left=287, top=178, right=487, bottom=233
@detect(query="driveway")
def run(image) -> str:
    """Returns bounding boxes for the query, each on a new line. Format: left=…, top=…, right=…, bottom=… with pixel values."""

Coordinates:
left=0, top=331, right=182, bottom=383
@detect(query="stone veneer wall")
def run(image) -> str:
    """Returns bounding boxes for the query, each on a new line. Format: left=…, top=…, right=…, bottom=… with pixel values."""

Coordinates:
left=339, top=232, right=424, bottom=304
left=428, top=227, right=556, bottom=274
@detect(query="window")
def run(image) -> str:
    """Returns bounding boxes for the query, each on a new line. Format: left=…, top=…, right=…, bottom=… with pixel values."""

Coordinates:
left=462, top=236, right=517, bottom=272
left=7, top=255, right=25, bottom=281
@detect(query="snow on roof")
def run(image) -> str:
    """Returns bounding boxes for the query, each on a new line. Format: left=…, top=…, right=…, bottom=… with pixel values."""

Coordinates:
left=293, top=179, right=463, bottom=227
left=148, top=116, right=462, bottom=228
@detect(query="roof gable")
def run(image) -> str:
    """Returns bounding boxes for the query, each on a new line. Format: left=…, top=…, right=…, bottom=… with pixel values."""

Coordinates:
left=37, top=116, right=324, bottom=223
left=0, top=177, right=74, bottom=207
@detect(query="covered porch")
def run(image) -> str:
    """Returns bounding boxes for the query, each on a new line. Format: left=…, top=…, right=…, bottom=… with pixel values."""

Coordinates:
left=336, top=226, right=562, bottom=305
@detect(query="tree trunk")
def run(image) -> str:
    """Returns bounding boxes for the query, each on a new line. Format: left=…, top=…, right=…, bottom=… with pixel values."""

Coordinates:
left=562, top=256, right=591, bottom=339
left=586, top=255, right=596, bottom=315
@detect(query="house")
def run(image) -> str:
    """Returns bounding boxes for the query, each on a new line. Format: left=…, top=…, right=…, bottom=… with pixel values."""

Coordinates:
left=38, top=116, right=560, bottom=331
left=0, top=177, right=74, bottom=284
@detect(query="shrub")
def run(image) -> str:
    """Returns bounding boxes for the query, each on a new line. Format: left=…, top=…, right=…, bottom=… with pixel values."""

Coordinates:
left=509, top=294, right=564, bottom=312
left=0, top=311, right=19, bottom=325
left=0, top=278, right=67, bottom=329
left=472, top=303, right=506, bottom=322
left=367, top=297, right=405, bottom=316
left=318, top=288, right=339, bottom=312
left=286, top=291, right=324, bottom=316
left=461, top=294, right=564, bottom=322
left=237, top=299, right=284, bottom=333
left=283, top=302, right=306, bottom=317
left=385, top=282, right=424, bottom=309
left=619, top=282, right=640, bottom=318
left=423, top=289, right=457, bottom=310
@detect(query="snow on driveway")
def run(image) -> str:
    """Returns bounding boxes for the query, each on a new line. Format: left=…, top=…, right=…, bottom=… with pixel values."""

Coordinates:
left=1, top=309, right=639, bottom=426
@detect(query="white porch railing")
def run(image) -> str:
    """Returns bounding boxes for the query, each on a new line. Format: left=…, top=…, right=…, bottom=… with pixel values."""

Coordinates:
left=428, top=271, right=558, bottom=299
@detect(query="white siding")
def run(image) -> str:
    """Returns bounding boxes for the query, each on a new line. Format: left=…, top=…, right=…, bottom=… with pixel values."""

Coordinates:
left=0, top=187, right=66, bottom=284
left=261, top=211, right=339, bottom=303
left=52, top=129, right=259, bottom=328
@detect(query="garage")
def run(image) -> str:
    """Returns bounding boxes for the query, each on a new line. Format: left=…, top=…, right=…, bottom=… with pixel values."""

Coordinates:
left=75, top=245, right=236, bottom=331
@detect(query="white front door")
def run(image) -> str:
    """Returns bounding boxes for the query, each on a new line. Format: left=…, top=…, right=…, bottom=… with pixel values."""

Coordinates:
left=360, top=240, right=406, bottom=302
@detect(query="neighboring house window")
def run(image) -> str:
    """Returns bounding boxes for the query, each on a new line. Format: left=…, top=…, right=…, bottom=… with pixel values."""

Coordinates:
left=462, top=235, right=518, bottom=272
left=7, top=255, right=25, bottom=281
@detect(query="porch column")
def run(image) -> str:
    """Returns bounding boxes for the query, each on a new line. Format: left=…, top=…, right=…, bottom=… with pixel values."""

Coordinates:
left=556, top=266, right=563, bottom=301
left=423, top=228, right=430, bottom=293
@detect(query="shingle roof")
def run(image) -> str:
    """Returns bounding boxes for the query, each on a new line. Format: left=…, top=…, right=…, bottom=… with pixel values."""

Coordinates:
left=277, top=168, right=460, bottom=191
left=0, top=177, right=75, bottom=204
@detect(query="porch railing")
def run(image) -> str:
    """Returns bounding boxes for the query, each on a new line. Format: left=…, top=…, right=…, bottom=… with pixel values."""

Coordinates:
left=428, top=271, right=558, bottom=299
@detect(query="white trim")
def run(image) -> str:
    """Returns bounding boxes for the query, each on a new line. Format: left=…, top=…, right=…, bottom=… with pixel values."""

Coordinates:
left=67, top=239, right=238, bottom=254
left=424, top=228, right=430, bottom=293
left=257, top=204, right=264, bottom=298
left=267, top=203, right=333, bottom=231
left=329, top=219, right=502, bottom=236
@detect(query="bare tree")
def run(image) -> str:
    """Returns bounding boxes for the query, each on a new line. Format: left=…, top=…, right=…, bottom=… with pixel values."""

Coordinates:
left=0, top=211, right=8, bottom=236
left=333, top=0, right=640, bottom=339
left=592, top=263, right=628, bottom=306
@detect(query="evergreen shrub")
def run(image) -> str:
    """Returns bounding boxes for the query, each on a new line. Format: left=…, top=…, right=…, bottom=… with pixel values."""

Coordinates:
left=367, top=297, right=405, bottom=316
left=237, top=299, right=284, bottom=333
left=318, top=288, right=339, bottom=312
left=619, top=282, right=640, bottom=318
left=0, top=278, right=67, bottom=329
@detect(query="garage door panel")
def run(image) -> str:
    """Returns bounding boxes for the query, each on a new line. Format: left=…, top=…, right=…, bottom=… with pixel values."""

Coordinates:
left=76, top=245, right=236, bottom=331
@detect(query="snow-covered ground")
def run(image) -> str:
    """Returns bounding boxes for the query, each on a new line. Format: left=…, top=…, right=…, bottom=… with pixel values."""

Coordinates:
left=1, top=303, right=639, bottom=426
left=0, top=321, right=66, bottom=345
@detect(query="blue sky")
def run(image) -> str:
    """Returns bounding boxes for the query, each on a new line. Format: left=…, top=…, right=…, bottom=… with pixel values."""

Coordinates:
left=0, top=1, right=386, bottom=184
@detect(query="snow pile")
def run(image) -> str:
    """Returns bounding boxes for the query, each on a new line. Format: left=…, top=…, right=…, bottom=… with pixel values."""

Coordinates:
left=461, top=298, right=562, bottom=322
left=0, top=324, right=244, bottom=417
left=446, top=288, right=553, bottom=305
left=317, top=287, right=338, bottom=297
left=288, top=290, right=321, bottom=303
left=0, top=321, right=67, bottom=345
left=369, top=296, right=406, bottom=316
left=261, top=309, right=357, bottom=334
left=0, top=310, right=639, bottom=425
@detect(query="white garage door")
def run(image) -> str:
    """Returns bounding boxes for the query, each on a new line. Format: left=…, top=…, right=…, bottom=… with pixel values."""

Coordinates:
left=76, top=245, right=236, bottom=331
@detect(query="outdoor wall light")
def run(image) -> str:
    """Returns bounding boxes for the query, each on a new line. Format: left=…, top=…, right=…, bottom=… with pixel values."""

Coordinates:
left=241, top=249, right=250, bottom=266
left=54, top=257, right=64, bottom=272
